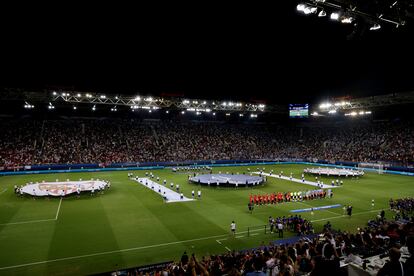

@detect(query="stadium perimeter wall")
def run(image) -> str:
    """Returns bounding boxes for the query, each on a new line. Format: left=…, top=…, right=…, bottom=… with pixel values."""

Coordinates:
left=1, top=160, right=413, bottom=177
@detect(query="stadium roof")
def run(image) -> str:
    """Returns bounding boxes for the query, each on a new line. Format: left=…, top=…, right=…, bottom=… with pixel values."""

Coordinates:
left=1, top=2, right=414, bottom=104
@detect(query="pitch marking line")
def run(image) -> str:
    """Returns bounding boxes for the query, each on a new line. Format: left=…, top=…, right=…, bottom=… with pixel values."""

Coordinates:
left=235, top=235, right=245, bottom=239
left=251, top=233, right=259, bottom=236
left=0, top=198, right=62, bottom=227
left=55, top=198, right=62, bottom=220
left=311, top=208, right=386, bottom=223
left=0, top=218, right=56, bottom=226
left=0, top=188, right=7, bottom=195
left=216, top=240, right=222, bottom=244
left=225, top=246, right=231, bottom=252
left=0, top=228, right=267, bottom=270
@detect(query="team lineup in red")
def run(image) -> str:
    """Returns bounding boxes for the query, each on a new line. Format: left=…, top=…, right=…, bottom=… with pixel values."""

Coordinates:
left=249, top=189, right=328, bottom=205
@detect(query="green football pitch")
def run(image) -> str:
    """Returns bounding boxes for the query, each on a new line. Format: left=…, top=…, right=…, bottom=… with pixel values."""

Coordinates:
left=0, top=164, right=412, bottom=275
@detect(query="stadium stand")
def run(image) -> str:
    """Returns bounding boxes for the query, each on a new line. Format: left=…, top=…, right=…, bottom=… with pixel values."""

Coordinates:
left=1, top=119, right=413, bottom=169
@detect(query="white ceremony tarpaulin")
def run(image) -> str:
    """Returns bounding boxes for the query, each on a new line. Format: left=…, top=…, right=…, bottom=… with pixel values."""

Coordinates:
left=21, top=180, right=108, bottom=197
left=134, top=178, right=194, bottom=203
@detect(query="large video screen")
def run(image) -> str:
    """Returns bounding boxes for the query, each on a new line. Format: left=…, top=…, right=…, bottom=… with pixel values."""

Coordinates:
left=289, top=104, right=309, bottom=118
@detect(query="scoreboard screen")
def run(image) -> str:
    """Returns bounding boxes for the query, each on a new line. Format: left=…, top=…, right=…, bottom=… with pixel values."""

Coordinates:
left=289, top=104, right=309, bottom=118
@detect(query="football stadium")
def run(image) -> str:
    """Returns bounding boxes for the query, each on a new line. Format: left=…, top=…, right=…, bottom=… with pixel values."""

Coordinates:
left=1, top=2, right=414, bottom=276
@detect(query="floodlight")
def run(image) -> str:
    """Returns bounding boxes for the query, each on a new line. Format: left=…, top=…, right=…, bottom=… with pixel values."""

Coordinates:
left=370, top=24, right=381, bottom=30
left=318, top=10, right=326, bottom=17
left=330, top=12, right=340, bottom=20
left=297, top=4, right=306, bottom=12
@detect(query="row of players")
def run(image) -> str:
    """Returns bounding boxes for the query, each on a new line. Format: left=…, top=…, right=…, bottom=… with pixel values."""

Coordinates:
left=172, top=166, right=212, bottom=172
left=249, top=189, right=329, bottom=205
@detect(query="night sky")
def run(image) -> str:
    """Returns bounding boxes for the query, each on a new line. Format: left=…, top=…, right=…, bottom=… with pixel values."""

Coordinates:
left=1, top=2, right=413, bottom=104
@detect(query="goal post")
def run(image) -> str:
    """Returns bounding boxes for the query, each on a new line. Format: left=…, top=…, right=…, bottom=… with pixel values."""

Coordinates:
left=358, top=162, right=385, bottom=174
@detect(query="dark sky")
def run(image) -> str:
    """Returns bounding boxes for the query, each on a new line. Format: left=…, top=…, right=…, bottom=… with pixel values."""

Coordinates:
left=1, top=2, right=414, bottom=104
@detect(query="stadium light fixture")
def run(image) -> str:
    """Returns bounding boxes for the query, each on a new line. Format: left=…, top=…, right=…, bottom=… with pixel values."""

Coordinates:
left=24, top=102, right=34, bottom=109
left=149, top=110, right=152, bottom=113
left=115, top=96, right=119, bottom=100
left=365, top=111, right=372, bottom=114
left=187, top=108, right=196, bottom=111
left=203, top=101, right=207, bottom=105
left=225, top=113, right=231, bottom=116
left=370, top=24, right=381, bottom=30
left=193, top=101, right=198, bottom=104
left=330, top=12, right=340, bottom=20
left=250, top=114, right=258, bottom=118
left=205, top=108, right=211, bottom=113
left=183, top=100, right=190, bottom=104
left=92, top=105, right=96, bottom=111
left=110, top=106, right=117, bottom=112
left=318, top=10, right=327, bottom=17
left=100, top=95, right=106, bottom=99
left=239, top=114, right=244, bottom=117
left=341, top=17, right=354, bottom=24
left=52, top=91, right=57, bottom=96
left=196, top=111, right=201, bottom=115
left=328, top=109, right=337, bottom=114
left=135, top=96, right=141, bottom=101
left=73, top=106, right=77, bottom=110
left=145, top=97, right=153, bottom=102
left=212, top=112, right=216, bottom=116
left=48, top=102, right=55, bottom=110
left=311, top=112, right=319, bottom=116
left=181, top=111, right=185, bottom=114
left=166, top=110, right=169, bottom=114
left=77, top=93, right=82, bottom=97
left=297, top=4, right=306, bottom=12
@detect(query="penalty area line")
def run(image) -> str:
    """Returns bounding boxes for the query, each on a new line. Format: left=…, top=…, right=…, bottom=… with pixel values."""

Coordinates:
left=55, top=198, right=62, bottom=220
left=311, top=208, right=387, bottom=223
left=0, top=218, right=56, bottom=226
left=0, top=188, right=7, bottom=195
left=0, top=198, right=62, bottom=227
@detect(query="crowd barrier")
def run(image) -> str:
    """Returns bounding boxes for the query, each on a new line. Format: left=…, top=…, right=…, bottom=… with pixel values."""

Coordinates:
left=1, top=159, right=413, bottom=177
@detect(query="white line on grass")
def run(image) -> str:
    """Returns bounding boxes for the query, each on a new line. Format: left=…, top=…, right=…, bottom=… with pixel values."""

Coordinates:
left=235, top=235, right=244, bottom=239
left=216, top=240, right=222, bottom=244
left=251, top=233, right=259, bottom=236
left=311, top=208, right=386, bottom=223
left=0, top=227, right=268, bottom=270
left=225, top=246, right=231, bottom=252
left=55, top=198, right=62, bottom=220
left=0, top=218, right=56, bottom=226
left=0, top=188, right=7, bottom=195
left=0, top=198, right=62, bottom=227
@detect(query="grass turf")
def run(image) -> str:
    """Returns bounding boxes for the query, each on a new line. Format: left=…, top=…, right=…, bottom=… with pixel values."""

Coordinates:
left=0, top=164, right=412, bottom=275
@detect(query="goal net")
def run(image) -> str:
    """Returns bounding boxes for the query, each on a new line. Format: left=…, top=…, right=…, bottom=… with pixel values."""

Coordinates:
left=358, top=162, right=385, bottom=174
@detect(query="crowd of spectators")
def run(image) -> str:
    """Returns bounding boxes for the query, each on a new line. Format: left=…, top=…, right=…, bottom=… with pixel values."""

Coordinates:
left=1, top=118, right=413, bottom=169
left=112, top=214, right=414, bottom=276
